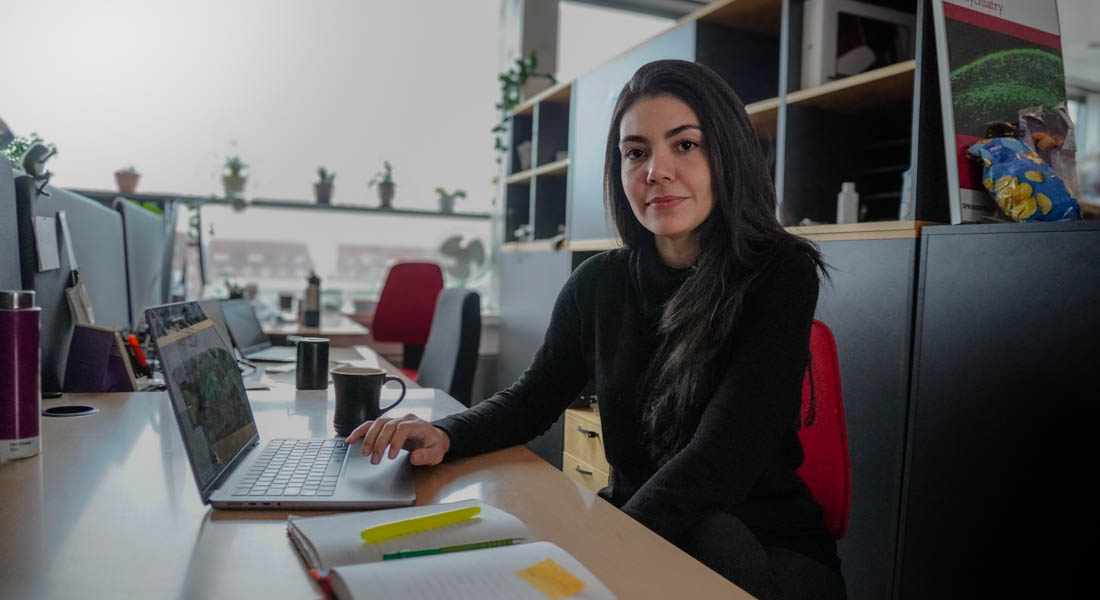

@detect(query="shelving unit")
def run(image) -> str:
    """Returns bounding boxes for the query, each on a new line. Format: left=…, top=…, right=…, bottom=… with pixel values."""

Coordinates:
left=501, top=81, right=573, bottom=244
left=499, top=0, right=930, bottom=245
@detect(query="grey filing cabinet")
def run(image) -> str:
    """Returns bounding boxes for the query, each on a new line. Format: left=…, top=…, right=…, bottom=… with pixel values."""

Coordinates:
left=498, top=249, right=573, bottom=468
left=814, top=237, right=918, bottom=600
left=896, top=221, right=1099, bottom=598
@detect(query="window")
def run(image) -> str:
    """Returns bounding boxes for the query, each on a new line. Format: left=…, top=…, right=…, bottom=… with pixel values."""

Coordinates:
left=197, top=205, right=493, bottom=313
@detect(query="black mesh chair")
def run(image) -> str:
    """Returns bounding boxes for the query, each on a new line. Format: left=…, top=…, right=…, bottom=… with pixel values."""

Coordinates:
left=416, top=288, right=481, bottom=407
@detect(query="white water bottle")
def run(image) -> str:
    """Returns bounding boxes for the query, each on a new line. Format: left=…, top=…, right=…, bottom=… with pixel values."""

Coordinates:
left=836, top=182, right=860, bottom=224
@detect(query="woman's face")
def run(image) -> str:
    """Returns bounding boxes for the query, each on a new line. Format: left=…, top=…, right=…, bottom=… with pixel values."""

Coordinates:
left=619, top=95, right=714, bottom=243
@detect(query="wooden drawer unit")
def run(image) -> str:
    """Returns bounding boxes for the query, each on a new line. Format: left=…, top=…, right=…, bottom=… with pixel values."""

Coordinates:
left=562, top=452, right=609, bottom=494
left=563, top=409, right=610, bottom=473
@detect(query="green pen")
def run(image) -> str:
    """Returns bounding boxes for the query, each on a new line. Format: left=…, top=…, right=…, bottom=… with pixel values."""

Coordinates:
left=382, top=538, right=520, bottom=560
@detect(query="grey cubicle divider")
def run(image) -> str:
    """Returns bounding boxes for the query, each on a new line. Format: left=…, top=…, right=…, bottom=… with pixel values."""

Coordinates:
left=14, top=178, right=130, bottom=391
left=114, top=198, right=170, bottom=326
left=0, top=161, right=20, bottom=291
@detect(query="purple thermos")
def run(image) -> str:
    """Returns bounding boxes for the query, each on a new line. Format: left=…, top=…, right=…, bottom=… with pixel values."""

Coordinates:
left=1, top=290, right=41, bottom=460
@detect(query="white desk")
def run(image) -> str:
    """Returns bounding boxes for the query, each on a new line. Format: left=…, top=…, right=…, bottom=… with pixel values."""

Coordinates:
left=0, top=350, right=747, bottom=599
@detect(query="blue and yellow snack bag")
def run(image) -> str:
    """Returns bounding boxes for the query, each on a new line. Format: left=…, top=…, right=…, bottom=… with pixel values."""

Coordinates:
left=967, top=137, right=1080, bottom=222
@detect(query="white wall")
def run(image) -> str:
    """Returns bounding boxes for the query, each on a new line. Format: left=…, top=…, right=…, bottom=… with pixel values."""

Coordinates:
left=1, top=0, right=502, bottom=211
left=557, top=1, right=672, bottom=83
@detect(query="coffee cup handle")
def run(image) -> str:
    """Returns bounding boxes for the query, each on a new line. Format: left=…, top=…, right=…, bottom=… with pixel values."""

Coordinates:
left=379, top=376, right=407, bottom=414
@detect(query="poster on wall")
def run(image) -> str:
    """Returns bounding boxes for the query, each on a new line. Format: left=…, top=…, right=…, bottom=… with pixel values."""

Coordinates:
left=931, top=0, right=1066, bottom=223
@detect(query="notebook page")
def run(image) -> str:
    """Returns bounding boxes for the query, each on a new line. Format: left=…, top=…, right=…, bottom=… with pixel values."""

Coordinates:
left=288, top=500, right=531, bottom=569
left=330, top=541, right=616, bottom=600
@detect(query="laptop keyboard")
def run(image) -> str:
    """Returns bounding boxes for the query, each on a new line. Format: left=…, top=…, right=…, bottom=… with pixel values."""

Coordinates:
left=232, top=439, right=348, bottom=497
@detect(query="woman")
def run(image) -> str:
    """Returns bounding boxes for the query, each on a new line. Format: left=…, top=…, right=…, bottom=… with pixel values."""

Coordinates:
left=347, top=60, right=845, bottom=599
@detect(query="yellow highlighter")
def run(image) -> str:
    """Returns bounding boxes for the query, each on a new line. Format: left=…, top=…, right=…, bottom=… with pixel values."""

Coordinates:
left=360, top=506, right=481, bottom=544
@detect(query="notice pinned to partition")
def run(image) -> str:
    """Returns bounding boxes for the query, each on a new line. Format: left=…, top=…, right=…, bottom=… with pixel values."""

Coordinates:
left=34, top=215, right=60, bottom=271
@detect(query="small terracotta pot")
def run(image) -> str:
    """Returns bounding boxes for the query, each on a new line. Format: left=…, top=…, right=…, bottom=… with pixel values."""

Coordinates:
left=115, top=171, right=140, bottom=194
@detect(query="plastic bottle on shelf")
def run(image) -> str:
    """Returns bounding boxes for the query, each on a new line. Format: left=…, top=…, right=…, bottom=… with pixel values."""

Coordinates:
left=303, top=272, right=321, bottom=327
left=836, top=181, right=860, bottom=225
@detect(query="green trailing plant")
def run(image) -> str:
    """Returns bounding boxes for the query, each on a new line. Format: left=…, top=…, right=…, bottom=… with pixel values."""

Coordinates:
left=368, top=161, right=394, bottom=187
left=492, top=51, right=556, bottom=184
left=317, top=167, right=335, bottom=184
left=3, top=132, right=56, bottom=171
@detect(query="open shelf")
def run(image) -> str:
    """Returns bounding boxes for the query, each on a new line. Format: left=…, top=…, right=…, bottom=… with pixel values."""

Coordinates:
left=787, top=60, right=915, bottom=113
left=72, top=189, right=491, bottom=219
left=746, top=97, right=781, bottom=137
left=511, top=81, right=573, bottom=118
left=786, top=220, right=932, bottom=241
left=505, top=158, right=570, bottom=185
left=690, top=0, right=783, bottom=36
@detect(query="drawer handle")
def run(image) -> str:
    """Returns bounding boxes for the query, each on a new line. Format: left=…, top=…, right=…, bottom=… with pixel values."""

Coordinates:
left=574, top=465, right=593, bottom=476
left=576, top=425, right=599, bottom=439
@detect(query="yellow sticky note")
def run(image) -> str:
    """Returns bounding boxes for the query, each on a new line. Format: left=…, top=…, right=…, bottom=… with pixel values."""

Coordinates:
left=515, top=558, right=587, bottom=599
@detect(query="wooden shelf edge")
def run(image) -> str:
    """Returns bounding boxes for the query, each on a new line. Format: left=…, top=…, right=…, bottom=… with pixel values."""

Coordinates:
left=505, top=158, right=570, bottom=184
left=565, top=238, right=621, bottom=252
left=501, top=240, right=557, bottom=253
left=745, top=97, right=780, bottom=114
left=786, top=60, right=916, bottom=107
left=534, top=158, right=570, bottom=177
left=511, top=80, right=574, bottom=117
left=786, top=220, right=938, bottom=241
left=505, top=170, right=533, bottom=185
left=685, top=0, right=783, bottom=35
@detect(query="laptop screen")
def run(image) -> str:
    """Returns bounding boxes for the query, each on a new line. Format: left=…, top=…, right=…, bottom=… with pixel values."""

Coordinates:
left=146, top=302, right=259, bottom=501
left=221, top=299, right=271, bottom=355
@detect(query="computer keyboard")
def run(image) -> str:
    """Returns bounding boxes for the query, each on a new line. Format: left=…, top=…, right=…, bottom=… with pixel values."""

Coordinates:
left=233, top=439, right=347, bottom=497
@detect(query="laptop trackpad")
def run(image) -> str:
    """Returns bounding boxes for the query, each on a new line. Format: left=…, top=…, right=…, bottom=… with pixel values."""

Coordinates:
left=340, top=449, right=416, bottom=500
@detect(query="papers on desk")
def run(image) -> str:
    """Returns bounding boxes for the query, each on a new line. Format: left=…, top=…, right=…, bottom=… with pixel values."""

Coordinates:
left=263, top=363, right=297, bottom=373
left=288, top=500, right=615, bottom=600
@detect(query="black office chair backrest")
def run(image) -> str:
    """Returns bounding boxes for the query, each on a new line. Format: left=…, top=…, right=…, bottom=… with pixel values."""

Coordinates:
left=417, top=288, right=481, bottom=407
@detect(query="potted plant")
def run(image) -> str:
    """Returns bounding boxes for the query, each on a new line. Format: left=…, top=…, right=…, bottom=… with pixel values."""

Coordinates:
left=2, top=131, right=56, bottom=173
left=435, top=187, right=467, bottom=213
left=115, top=165, right=140, bottom=194
left=368, top=160, right=395, bottom=208
left=315, top=167, right=335, bottom=204
left=222, top=155, right=248, bottom=197
left=491, top=51, right=556, bottom=184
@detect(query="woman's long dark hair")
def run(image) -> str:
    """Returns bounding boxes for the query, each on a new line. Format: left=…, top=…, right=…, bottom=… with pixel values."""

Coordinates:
left=603, top=59, right=826, bottom=463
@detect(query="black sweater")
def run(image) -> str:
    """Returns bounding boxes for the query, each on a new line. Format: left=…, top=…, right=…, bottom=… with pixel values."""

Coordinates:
left=433, top=242, right=839, bottom=570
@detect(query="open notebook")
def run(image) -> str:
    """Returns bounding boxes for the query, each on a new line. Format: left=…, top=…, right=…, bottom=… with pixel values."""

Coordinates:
left=288, top=500, right=616, bottom=600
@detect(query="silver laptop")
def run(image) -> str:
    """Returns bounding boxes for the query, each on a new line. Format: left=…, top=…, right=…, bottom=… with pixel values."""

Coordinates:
left=146, top=301, right=416, bottom=510
left=221, top=298, right=298, bottom=362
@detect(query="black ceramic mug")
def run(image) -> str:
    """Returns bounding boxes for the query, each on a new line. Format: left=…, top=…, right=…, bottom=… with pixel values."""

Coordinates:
left=330, top=367, right=407, bottom=437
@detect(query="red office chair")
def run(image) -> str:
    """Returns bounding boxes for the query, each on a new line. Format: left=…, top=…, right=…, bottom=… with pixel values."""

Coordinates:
left=796, top=320, right=851, bottom=539
left=371, top=262, right=444, bottom=370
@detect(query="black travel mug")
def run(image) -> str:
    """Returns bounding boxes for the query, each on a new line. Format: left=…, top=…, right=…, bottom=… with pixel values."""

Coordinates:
left=295, top=337, right=330, bottom=390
